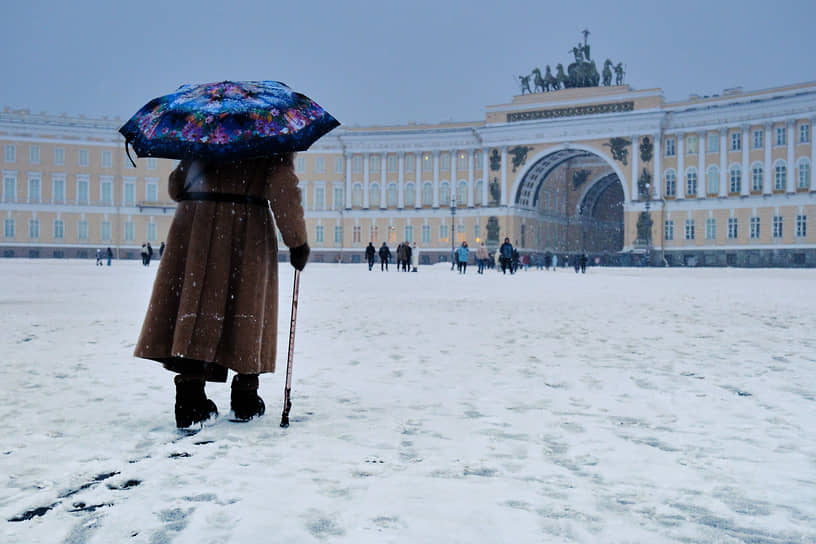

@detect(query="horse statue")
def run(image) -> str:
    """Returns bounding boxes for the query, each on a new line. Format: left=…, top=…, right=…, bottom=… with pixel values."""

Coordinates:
left=518, top=74, right=532, bottom=94
left=555, top=63, right=568, bottom=89
left=589, top=60, right=600, bottom=86
left=602, top=59, right=613, bottom=86
left=614, top=63, right=625, bottom=85
left=532, top=67, right=546, bottom=93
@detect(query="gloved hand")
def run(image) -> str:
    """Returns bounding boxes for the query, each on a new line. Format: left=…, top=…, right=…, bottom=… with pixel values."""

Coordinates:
left=289, top=243, right=310, bottom=271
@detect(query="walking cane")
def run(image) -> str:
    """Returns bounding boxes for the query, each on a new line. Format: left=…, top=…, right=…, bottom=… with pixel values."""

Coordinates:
left=280, top=269, right=301, bottom=428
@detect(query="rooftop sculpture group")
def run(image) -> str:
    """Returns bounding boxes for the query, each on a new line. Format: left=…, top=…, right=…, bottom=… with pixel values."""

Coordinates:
left=518, top=30, right=625, bottom=94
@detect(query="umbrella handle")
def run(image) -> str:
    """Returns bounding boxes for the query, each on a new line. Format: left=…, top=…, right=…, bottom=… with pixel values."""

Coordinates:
left=280, top=270, right=301, bottom=428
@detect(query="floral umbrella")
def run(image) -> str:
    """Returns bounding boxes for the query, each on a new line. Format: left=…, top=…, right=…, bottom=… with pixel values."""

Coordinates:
left=119, top=80, right=339, bottom=162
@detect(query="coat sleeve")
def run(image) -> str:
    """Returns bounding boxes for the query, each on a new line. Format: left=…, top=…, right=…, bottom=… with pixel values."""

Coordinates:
left=266, top=157, right=308, bottom=249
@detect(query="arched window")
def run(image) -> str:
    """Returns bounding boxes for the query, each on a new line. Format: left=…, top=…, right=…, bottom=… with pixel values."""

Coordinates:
left=369, top=183, right=380, bottom=208
left=387, top=183, right=397, bottom=207
left=774, top=160, right=787, bottom=191
left=351, top=183, right=363, bottom=207
left=797, top=158, right=811, bottom=189
left=457, top=181, right=468, bottom=205
left=422, top=182, right=433, bottom=206
left=706, top=165, right=719, bottom=194
left=405, top=182, right=415, bottom=207
left=729, top=164, right=741, bottom=193
left=439, top=182, right=450, bottom=205
left=664, top=169, right=676, bottom=197
left=686, top=167, right=698, bottom=196
left=751, top=163, right=763, bottom=192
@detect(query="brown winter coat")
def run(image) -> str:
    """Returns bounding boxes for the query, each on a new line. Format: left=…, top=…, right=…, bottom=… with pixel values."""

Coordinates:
left=133, top=155, right=307, bottom=377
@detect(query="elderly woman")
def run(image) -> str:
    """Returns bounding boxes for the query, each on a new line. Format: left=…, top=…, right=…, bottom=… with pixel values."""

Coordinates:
left=134, top=153, right=309, bottom=428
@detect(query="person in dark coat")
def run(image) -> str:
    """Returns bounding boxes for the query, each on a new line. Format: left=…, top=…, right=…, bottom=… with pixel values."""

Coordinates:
left=573, top=254, right=581, bottom=273
left=511, top=247, right=520, bottom=273
left=106, top=247, right=113, bottom=266
left=140, top=244, right=148, bottom=266
left=397, top=242, right=410, bottom=271
left=146, top=242, right=154, bottom=267
left=580, top=253, right=588, bottom=273
left=96, top=248, right=103, bottom=266
left=499, top=238, right=514, bottom=274
left=405, top=242, right=412, bottom=271
left=378, top=242, right=391, bottom=271
left=365, top=242, right=376, bottom=270
left=134, top=154, right=309, bottom=428
left=159, top=241, right=165, bottom=258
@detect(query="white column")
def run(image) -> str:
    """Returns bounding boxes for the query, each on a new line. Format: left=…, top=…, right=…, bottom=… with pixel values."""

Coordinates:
left=450, top=149, right=457, bottom=206
left=415, top=152, right=422, bottom=208
left=677, top=133, right=685, bottom=199
left=632, top=135, right=640, bottom=200
left=741, top=125, right=750, bottom=197
left=397, top=152, right=405, bottom=209
left=719, top=129, right=728, bottom=197
left=380, top=152, right=387, bottom=209
left=345, top=153, right=352, bottom=208
left=697, top=131, right=706, bottom=198
left=787, top=121, right=795, bottom=194
left=482, top=149, right=489, bottom=205
left=500, top=146, right=508, bottom=206
left=363, top=152, right=370, bottom=209
left=653, top=134, right=661, bottom=200
left=811, top=117, right=816, bottom=191
left=763, top=123, right=773, bottom=194
left=467, top=150, right=475, bottom=207
left=432, top=151, right=440, bottom=208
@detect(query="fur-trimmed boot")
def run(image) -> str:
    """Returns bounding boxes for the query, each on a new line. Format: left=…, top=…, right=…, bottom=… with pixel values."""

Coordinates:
left=231, top=374, right=265, bottom=422
left=174, top=375, right=218, bottom=429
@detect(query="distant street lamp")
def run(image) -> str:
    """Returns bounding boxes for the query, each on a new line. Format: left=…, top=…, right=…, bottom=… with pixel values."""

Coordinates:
left=644, top=183, right=651, bottom=266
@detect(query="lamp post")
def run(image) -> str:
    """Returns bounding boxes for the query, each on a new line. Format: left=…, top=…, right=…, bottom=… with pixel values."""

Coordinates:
left=644, top=183, right=651, bottom=267
left=450, top=195, right=456, bottom=271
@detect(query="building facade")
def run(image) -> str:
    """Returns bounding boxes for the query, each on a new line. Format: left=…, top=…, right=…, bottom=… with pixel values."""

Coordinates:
left=2, top=81, right=816, bottom=266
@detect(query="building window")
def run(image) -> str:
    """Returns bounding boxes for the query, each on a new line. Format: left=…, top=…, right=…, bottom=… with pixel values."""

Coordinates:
left=369, top=183, right=380, bottom=208
left=728, top=217, right=738, bottom=239
left=101, top=150, right=113, bottom=168
left=124, top=221, right=134, bottom=242
left=100, top=180, right=113, bottom=204
left=474, top=151, right=482, bottom=165
left=775, top=126, right=786, bottom=147
left=665, top=138, right=676, bottom=157
left=684, top=219, right=695, bottom=240
left=351, top=184, right=362, bottom=207
left=422, top=182, right=433, bottom=206
left=78, top=220, right=88, bottom=240
left=772, top=216, right=783, bottom=238
left=475, top=180, right=483, bottom=202
left=387, top=183, right=397, bottom=207
left=369, top=225, right=378, bottom=243
left=29, top=145, right=40, bottom=164
left=3, top=175, right=15, bottom=202
left=314, top=186, right=325, bottom=210
left=300, top=183, right=307, bottom=209
left=387, top=155, right=398, bottom=172
left=664, top=220, right=674, bottom=241
left=706, top=166, right=718, bottom=194
left=686, top=135, right=698, bottom=155
left=28, top=177, right=41, bottom=203
left=334, top=157, right=344, bottom=174
left=730, top=132, right=741, bottom=151
left=101, top=221, right=112, bottom=241
left=456, top=223, right=465, bottom=243
left=4, top=144, right=16, bottom=162
left=774, top=161, right=786, bottom=191
left=370, top=155, right=380, bottom=172
left=751, top=163, right=763, bottom=192
left=405, top=154, right=415, bottom=172
left=4, top=218, right=14, bottom=238
left=333, top=186, right=344, bottom=210
left=124, top=182, right=135, bottom=205
left=686, top=168, right=697, bottom=195
left=352, top=156, right=362, bottom=173
left=78, top=149, right=89, bottom=167
left=456, top=181, right=467, bottom=204
left=799, top=123, right=810, bottom=144
left=439, top=182, right=450, bottom=205
left=705, top=218, right=716, bottom=240
left=146, top=182, right=158, bottom=202
left=77, top=178, right=89, bottom=204
left=295, top=156, right=305, bottom=173
left=54, top=148, right=65, bottom=166
left=798, top=159, right=810, bottom=189
left=146, top=222, right=157, bottom=242
left=422, top=154, right=432, bottom=172
left=421, top=224, right=431, bottom=244
left=796, top=215, right=807, bottom=237
left=351, top=225, right=361, bottom=243
left=474, top=222, right=480, bottom=240
left=388, top=225, right=396, bottom=243
left=404, top=225, right=413, bottom=243
left=334, top=225, right=343, bottom=244
left=52, top=177, right=65, bottom=203
left=312, top=224, right=323, bottom=243
left=440, top=153, right=450, bottom=171
left=315, top=157, right=325, bottom=173
left=729, top=165, right=741, bottom=193
left=750, top=216, right=760, bottom=239
left=439, top=224, right=448, bottom=242
left=752, top=130, right=763, bottom=149
left=146, top=157, right=157, bottom=170
left=706, top=133, right=718, bottom=153
left=29, top=219, right=40, bottom=239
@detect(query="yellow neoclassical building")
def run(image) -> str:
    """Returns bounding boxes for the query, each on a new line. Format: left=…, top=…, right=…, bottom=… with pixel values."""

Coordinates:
left=2, top=80, right=815, bottom=266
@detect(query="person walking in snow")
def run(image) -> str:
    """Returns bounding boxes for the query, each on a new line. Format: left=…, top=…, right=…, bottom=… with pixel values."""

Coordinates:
left=476, top=242, right=488, bottom=274
left=96, top=248, right=103, bottom=266
left=106, top=247, right=113, bottom=266
left=159, top=241, right=165, bottom=258
left=134, top=154, right=309, bottom=428
left=146, top=242, right=154, bottom=267
left=499, top=238, right=514, bottom=274
left=365, top=242, right=376, bottom=270
left=411, top=242, right=419, bottom=272
left=378, top=242, right=391, bottom=271
left=456, top=241, right=470, bottom=274
left=140, top=244, right=148, bottom=266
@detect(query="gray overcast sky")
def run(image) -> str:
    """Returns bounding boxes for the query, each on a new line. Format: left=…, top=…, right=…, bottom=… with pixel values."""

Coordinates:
left=2, top=0, right=815, bottom=127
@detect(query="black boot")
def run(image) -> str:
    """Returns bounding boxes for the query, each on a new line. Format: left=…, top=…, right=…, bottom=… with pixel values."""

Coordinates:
left=231, top=374, right=265, bottom=422
left=174, top=375, right=218, bottom=429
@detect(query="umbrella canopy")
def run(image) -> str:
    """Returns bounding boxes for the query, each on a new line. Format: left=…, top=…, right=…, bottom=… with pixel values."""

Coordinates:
left=119, top=80, right=339, bottom=162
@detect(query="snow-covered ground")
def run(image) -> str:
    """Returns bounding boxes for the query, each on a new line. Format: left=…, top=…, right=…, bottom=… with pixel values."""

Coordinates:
left=1, top=259, right=815, bottom=543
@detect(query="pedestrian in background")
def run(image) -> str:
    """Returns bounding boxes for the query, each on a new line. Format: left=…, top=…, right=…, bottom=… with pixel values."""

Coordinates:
left=476, top=242, right=488, bottom=274
left=456, top=241, right=470, bottom=274
left=365, top=242, right=376, bottom=270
